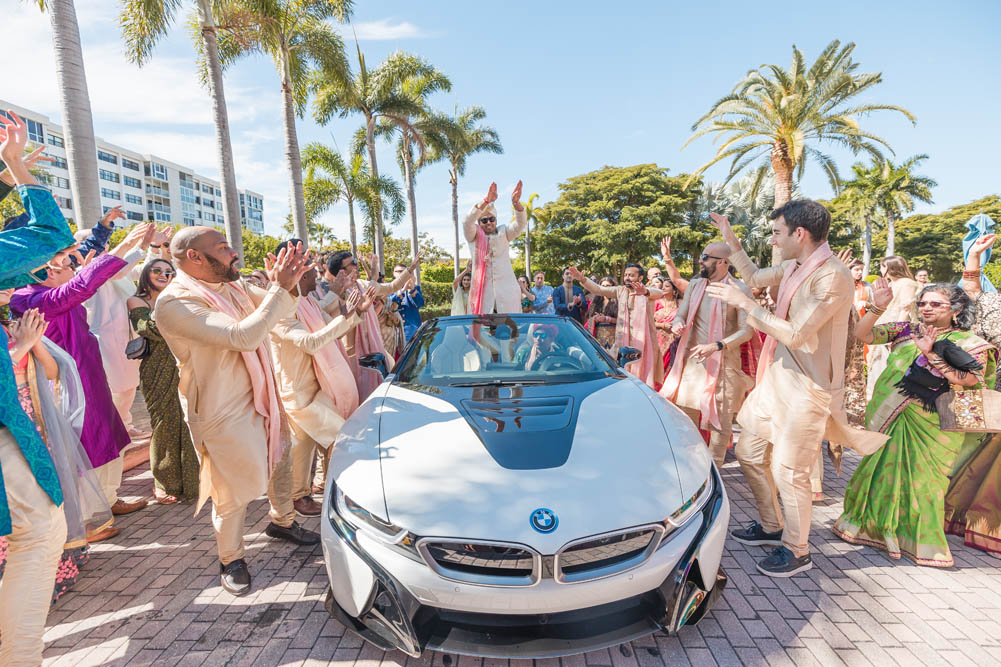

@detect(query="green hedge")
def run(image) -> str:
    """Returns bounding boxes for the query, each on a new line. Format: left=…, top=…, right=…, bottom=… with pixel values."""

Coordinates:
left=421, top=281, right=454, bottom=307
left=421, top=304, right=452, bottom=320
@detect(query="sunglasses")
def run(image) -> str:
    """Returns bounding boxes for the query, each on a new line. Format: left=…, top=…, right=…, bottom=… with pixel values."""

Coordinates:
left=917, top=300, right=950, bottom=309
left=532, top=331, right=549, bottom=340
left=700, top=253, right=726, bottom=262
left=478, top=216, right=497, bottom=225
left=150, top=268, right=175, bottom=278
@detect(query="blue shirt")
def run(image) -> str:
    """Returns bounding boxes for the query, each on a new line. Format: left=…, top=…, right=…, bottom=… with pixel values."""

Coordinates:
left=0, top=185, right=77, bottom=535
left=531, top=285, right=555, bottom=314
left=391, top=285, right=425, bottom=341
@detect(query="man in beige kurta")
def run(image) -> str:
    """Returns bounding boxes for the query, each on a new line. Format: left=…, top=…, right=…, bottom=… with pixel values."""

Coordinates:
left=706, top=205, right=887, bottom=578
left=269, top=248, right=364, bottom=517
left=155, top=228, right=319, bottom=596
left=662, top=243, right=754, bottom=466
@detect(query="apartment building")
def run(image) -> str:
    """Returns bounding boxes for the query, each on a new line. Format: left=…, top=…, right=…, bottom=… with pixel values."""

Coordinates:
left=1, top=100, right=266, bottom=234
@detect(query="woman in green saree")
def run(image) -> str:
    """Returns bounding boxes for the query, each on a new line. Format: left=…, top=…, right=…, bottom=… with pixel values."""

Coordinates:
left=833, top=281, right=996, bottom=567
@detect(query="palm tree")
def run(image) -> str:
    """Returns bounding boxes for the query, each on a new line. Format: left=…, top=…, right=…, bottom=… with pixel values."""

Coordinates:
left=212, top=0, right=351, bottom=246
left=37, top=0, right=102, bottom=229
left=686, top=40, right=915, bottom=261
left=358, top=174, right=406, bottom=249
left=876, top=155, right=936, bottom=256
left=426, top=106, right=503, bottom=277
left=515, top=192, right=542, bottom=278
left=120, top=0, right=245, bottom=258
left=840, top=162, right=883, bottom=275
left=301, top=143, right=367, bottom=257
left=313, top=47, right=444, bottom=272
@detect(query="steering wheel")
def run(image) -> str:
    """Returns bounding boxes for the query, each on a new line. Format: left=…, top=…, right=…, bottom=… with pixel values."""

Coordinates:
left=534, top=353, right=584, bottom=372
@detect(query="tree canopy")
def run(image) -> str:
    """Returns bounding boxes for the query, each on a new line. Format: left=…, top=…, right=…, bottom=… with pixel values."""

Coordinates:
left=530, top=164, right=704, bottom=277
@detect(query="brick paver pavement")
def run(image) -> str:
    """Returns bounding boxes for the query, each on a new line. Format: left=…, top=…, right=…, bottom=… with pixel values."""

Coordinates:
left=39, top=399, right=1001, bottom=666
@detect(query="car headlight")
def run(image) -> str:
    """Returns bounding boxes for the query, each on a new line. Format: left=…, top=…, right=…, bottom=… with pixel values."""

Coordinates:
left=658, top=472, right=713, bottom=545
left=331, top=486, right=422, bottom=561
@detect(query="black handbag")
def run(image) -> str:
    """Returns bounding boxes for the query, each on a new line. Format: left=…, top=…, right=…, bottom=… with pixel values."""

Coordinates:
left=126, top=298, right=152, bottom=360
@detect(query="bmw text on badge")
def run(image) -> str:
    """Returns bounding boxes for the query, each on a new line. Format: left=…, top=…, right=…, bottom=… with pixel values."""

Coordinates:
left=530, top=508, right=558, bottom=534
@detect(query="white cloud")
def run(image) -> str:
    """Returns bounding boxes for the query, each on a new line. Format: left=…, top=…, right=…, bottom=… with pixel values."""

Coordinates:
left=349, top=19, right=430, bottom=41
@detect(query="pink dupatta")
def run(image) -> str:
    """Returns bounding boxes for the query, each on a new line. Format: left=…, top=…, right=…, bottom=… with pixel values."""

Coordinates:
left=469, top=225, right=488, bottom=315
left=616, top=288, right=657, bottom=388
left=353, top=283, right=391, bottom=401
left=660, top=277, right=732, bottom=430
left=756, top=243, right=834, bottom=384
left=296, top=297, right=360, bottom=419
left=172, top=272, right=286, bottom=473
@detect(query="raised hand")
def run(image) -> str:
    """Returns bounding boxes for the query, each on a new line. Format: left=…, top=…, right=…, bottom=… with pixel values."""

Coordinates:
left=629, top=281, right=648, bottom=296
left=660, top=236, right=672, bottom=259
left=99, top=205, right=126, bottom=228
left=357, top=285, right=378, bottom=312
left=344, top=288, right=362, bottom=314
left=915, top=325, right=937, bottom=356
left=265, top=241, right=312, bottom=292
left=151, top=225, right=174, bottom=247
left=511, top=180, right=524, bottom=211
left=406, top=250, right=422, bottom=274
left=566, top=266, right=584, bottom=282
left=0, top=111, right=29, bottom=165
left=836, top=248, right=854, bottom=266
left=871, top=277, right=892, bottom=309
left=70, top=248, right=97, bottom=268
left=482, top=182, right=498, bottom=207
left=111, top=223, right=154, bottom=257
left=705, top=281, right=754, bottom=311
left=708, top=212, right=739, bottom=246
left=971, top=233, right=997, bottom=256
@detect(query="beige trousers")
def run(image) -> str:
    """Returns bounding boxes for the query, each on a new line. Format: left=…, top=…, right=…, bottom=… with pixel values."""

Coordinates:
left=811, top=449, right=824, bottom=494
left=212, top=449, right=296, bottom=565
left=290, top=432, right=330, bottom=501
left=680, top=406, right=732, bottom=467
left=94, top=454, right=124, bottom=506
left=111, top=387, right=136, bottom=433
left=735, top=429, right=822, bottom=558
left=0, top=429, right=67, bottom=666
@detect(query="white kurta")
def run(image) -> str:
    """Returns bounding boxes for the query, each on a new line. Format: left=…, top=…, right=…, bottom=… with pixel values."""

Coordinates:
left=463, top=205, right=528, bottom=314
left=84, top=248, right=146, bottom=394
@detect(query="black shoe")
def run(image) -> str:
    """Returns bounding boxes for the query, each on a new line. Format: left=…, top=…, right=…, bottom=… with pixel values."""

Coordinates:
left=265, top=520, right=320, bottom=546
left=729, top=521, right=784, bottom=546
left=757, top=547, right=813, bottom=578
left=220, top=559, right=251, bottom=596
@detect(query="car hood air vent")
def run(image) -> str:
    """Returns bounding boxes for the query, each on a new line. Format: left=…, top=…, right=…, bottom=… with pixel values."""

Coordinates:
left=457, top=395, right=576, bottom=470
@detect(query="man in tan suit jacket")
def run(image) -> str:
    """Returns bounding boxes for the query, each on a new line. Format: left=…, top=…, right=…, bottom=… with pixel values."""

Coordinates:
left=706, top=202, right=886, bottom=578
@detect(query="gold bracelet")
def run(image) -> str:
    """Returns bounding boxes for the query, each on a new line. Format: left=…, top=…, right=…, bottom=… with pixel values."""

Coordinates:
left=867, top=305, right=885, bottom=316
left=963, top=269, right=981, bottom=279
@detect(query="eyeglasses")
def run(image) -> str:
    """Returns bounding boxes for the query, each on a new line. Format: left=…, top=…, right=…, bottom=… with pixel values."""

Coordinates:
left=700, top=253, right=726, bottom=262
left=532, top=331, right=549, bottom=340
left=478, top=216, right=497, bottom=225
left=150, top=268, right=175, bottom=278
left=917, top=300, right=951, bottom=309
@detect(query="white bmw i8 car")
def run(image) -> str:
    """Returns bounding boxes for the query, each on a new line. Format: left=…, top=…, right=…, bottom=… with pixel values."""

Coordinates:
left=321, top=314, right=729, bottom=658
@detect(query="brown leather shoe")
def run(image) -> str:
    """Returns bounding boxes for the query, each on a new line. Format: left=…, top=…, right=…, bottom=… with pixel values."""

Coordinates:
left=111, top=498, right=148, bottom=515
left=293, top=496, right=322, bottom=517
left=87, top=525, right=120, bottom=543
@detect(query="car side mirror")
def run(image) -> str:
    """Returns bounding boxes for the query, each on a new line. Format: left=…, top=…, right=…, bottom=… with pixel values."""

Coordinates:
left=359, top=353, right=388, bottom=378
left=617, top=346, right=641, bottom=366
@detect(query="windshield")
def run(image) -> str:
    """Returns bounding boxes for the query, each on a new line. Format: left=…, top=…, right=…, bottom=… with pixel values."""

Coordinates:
left=395, top=315, right=618, bottom=386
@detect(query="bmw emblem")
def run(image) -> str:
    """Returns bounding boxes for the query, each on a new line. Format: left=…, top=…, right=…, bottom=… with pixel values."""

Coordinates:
left=530, top=508, right=558, bottom=534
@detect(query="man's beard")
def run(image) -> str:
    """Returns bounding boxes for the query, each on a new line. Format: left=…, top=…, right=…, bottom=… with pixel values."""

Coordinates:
left=699, top=266, right=710, bottom=279
left=207, top=254, right=240, bottom=282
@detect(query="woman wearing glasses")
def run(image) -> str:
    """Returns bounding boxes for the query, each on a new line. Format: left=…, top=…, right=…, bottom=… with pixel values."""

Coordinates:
left=833, top=280, right=995, bottom=567
left=127, top=260, right=199, bottom=504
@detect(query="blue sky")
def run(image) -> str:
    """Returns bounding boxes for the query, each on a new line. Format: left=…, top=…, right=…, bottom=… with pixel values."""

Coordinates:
left=6, top=0, right=1000, bottom=256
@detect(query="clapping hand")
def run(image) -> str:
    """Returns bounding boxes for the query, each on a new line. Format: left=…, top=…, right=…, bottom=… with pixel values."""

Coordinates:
left=482, top=182, right=498, bottom=207
left=265, top=241, right=313, bottom=292
left=915, top=325, right=937, bottom=356
left=151, top=225, right=174, bottom=248
left=111, top=223, right=155, bottom=258
left=9, top=309, right=48, bottom=349
left=629, top=281, right=648, bottom=296
left=871, top=277, right=892, bottom=310
left=99, top=206, right=126, bottom=229
left=356, top=285, right=378, bottom=313
left=836, top=248, right=854, bottom=266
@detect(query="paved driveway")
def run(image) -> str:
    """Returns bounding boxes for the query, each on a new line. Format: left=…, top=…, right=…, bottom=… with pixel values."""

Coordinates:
left=40, top=416, right=1001, bottom=666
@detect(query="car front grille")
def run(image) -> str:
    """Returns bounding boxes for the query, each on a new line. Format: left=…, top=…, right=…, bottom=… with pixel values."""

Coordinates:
left=555, top=525, right=665, bottom=583
left=417, top=539, right=541, bottom=587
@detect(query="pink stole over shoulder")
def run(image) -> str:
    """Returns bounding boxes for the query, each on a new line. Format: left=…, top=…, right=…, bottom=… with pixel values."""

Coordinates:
left=469, top=225, right=488, bottom=315
left=660, top=277, right=732, bottom=430
left=756, top=242, right=834, bottom=383
left=616, top=288, right=657, bottom=388
left=296, top=296, right=360, bottom=419
left=171, top=272, right=285, bottom=473
left=353, top=285, right=391, bottom=401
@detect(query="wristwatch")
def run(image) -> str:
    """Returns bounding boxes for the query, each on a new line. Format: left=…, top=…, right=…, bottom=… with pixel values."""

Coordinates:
left=716, top=341, right=724, bottom=351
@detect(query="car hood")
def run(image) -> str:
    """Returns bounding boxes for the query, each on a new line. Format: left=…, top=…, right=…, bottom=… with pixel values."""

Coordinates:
left=370, top=376, right=709, bottom=555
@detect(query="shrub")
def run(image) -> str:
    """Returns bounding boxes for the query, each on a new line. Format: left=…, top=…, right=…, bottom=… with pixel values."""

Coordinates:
left=420, top=281, right=454, bottom=307
left=421, top=304, right=452, bottom=321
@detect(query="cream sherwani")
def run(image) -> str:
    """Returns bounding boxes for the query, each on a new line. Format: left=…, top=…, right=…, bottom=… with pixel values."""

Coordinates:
left=463, top=205, right=528, bottom=314
left=155, top=279, right=297, bottom=565
left=730, top=250, right=887, bottom=557
left=270, top=304, right=359, bottom=500
left=670, top=277, right=755, bottom=466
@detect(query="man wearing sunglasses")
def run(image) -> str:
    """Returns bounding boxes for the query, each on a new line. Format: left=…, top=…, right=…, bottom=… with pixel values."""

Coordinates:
left=660, top=242, right=755, bottom=467
left=462, top=181, right=528, bottom=314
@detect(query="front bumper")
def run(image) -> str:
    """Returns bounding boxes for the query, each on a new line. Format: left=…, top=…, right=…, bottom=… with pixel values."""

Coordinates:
left=322, top=467, right=728, bottom=658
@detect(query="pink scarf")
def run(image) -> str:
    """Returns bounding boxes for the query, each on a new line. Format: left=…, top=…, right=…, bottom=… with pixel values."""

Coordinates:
left=353, top=283, right=390, bottom=401
left=756, top=242, right=834, bottom=384
left=469, top=225, right=488, bottom=315
left=296, top=296, right=360, bottom=419
left=660, top=277, right=732, bottom=430
left=172, top=272, right=285, bottom=473
left=616, top=288, right=657, bottom=388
